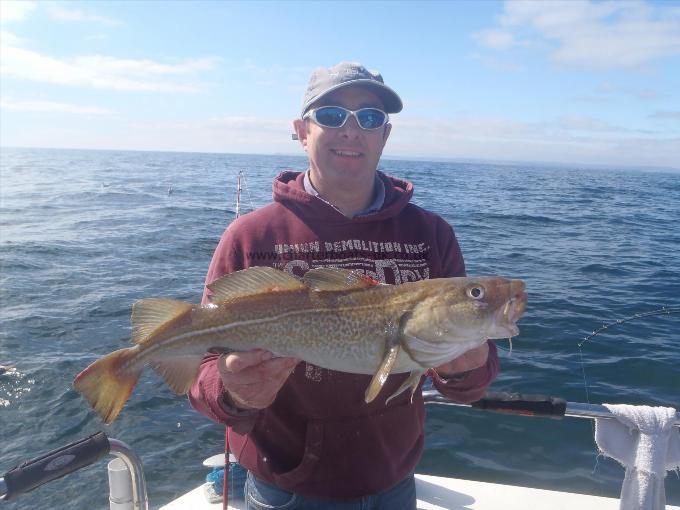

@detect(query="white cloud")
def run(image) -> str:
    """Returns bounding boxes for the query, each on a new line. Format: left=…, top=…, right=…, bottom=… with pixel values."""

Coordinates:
left=0, top=116, right=298, bottom=155
left=0, top=45, right=220, bottom=92
left=649, top=110, right=680, bottom=120
left=45, top=5, right=122, bottom=26
left=472, top=29, right=516, bottom=51
left=0, top=98, right=112, bottom=114
left=573, top=81, right=665, bottom=103
left=470, top=52, right=523, bottom=72
left=0, top=1, right=36, bottom=23
left=386, top=115, right=679, bottom=168
left=84, top=33, right=109, bottom=42
left=473, top=0, right=680, bottom=69
left=204, top=116, right=291, bottom=131
left=75, top=55, right=219, bottom=75
left=551, top=115, right=639, bottom=134
left=2, top=112, right=677, bottom=169
left=0, top=29, right=22, bottom=45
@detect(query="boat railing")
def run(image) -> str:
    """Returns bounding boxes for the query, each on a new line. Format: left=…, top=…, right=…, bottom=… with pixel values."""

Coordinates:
left=2, top=391, right=678, bottom=507
left=0, top=432, right=148, bottom=509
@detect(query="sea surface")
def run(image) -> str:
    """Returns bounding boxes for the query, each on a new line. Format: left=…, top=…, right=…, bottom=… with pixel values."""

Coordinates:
left=1, top=147, right=678, bottom=509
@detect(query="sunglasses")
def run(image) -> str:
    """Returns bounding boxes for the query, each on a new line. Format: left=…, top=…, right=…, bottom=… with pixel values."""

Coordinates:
left=303, top=106, right=389, bottom=130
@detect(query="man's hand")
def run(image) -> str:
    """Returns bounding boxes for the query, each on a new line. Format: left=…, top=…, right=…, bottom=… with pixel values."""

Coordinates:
left=218, top=349, right=300, bottom=410
left=433, top=342, right=489, bottom=378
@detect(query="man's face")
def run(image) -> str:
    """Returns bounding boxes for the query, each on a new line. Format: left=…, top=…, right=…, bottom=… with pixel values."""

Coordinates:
left=293, top=86, right=392, bottom=186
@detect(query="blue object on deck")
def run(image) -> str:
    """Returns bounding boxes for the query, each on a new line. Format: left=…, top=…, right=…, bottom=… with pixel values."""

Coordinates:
left=206, top=468, right=224, bottom=495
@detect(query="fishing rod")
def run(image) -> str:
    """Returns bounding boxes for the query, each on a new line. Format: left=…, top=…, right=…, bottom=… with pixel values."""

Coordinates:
left=578, top=305, right=680, bottom=348
left=423, top=390, right=680, bottom=427
left=235, top=171, right=242, bottom=219
left=233, top=169, right=255, bottom=220
left=576, top=305, right=680, bottom=406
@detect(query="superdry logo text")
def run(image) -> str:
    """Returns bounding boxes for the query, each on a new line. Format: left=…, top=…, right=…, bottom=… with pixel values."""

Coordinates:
left=244, top=238, right=433, bottom=284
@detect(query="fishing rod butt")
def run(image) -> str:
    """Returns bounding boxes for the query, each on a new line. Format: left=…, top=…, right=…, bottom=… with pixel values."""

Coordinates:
left=0, top=432, right=110, bottom=501
left=472, top=391, right=568, bottom=418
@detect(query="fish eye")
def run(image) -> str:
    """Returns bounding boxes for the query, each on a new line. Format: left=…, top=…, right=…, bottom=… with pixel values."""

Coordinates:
left=467, top=285, right=485, bottom=300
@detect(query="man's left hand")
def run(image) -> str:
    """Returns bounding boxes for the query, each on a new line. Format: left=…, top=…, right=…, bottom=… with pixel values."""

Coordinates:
left=433, top=342, right=489, bottom=378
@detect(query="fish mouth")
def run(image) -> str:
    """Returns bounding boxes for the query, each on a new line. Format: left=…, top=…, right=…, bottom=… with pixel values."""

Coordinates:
left=496, top=289, right=528, bottom=337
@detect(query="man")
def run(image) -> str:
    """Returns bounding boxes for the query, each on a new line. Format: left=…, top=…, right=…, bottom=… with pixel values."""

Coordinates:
left=189, top=61, right=499, bottom=509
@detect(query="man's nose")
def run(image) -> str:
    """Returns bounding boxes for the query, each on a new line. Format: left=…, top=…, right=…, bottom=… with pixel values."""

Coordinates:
left=339, top=113, right=362, bottom=136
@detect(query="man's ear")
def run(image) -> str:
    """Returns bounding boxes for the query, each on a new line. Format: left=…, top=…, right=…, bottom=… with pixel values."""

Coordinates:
left=292, top=119, right=308, bottom=150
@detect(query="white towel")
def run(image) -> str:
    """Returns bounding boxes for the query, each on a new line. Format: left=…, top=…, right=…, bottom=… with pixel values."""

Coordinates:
left=595, top=404, right=680, bottom=510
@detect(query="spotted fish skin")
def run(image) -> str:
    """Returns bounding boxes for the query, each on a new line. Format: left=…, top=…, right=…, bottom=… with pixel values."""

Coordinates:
left=74, top=267, right=527, bottom=423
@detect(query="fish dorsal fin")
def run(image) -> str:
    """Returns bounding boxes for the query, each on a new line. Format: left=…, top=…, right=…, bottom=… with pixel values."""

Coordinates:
left=303, top=267, right=380, bottom=292
left=207, top=266, right=305, bottom=303
left=131, top=298, right=192, bottom=345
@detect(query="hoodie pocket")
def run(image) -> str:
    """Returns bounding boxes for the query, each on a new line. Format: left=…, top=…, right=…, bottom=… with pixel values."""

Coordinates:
left=271, top=420, right=324, bottom=488
left=272, top=400, right=423, bottom=497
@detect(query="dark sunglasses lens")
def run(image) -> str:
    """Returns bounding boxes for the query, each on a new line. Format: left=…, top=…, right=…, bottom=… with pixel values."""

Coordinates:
left=356, top=109, right=386, bottom=129
left=314, top=107, right=348, bottom=127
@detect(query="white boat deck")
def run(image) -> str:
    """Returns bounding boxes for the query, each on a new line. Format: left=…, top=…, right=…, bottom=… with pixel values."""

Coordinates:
left=161, top=473, right=680, bottom=510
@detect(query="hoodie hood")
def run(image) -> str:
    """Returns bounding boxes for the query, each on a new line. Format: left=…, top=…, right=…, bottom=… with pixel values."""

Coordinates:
left=272, top=170, right=414, bottom=224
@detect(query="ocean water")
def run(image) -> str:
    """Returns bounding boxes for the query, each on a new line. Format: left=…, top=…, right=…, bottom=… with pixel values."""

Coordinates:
left=0, top=147, right=678, bottom=508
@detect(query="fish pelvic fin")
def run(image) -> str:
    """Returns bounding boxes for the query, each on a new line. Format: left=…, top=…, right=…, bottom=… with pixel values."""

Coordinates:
left=73, top=347, right=141, bottom=424
left=303, top=267, right=381, bottom=292
left=385, top=370, right=424, bottom=405
left=131, top=298, right=192, bottom=345
left=207, top=266, right=305, bottom=304
left=150, top=355, right=204, bottom=394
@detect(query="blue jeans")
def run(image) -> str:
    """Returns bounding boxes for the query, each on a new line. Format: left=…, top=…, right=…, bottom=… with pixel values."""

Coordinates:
left=244, top=470, right=417, bottom=510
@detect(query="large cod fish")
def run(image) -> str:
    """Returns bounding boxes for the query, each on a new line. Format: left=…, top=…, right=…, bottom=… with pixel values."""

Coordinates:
left=74, top=267, right=527, bottom=424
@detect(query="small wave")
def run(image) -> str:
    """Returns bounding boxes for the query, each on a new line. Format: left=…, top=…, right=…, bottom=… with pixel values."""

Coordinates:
left=649, top=264, right=680, bottom=277
left=0, top=366, right=33, bottom=408
left=472, top=212, right=564, bottom=225
left=579, top=263, right=631, bottom=276
left=0, top=365, right=17, bottom=376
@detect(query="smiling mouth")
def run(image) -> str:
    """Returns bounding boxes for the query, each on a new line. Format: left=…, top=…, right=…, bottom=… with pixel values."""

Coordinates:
left=331, top=149, right=362, bottom=158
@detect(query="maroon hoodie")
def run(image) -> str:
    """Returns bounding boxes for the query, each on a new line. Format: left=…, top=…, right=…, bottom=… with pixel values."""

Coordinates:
left=189, top=171, right=499, bottom=499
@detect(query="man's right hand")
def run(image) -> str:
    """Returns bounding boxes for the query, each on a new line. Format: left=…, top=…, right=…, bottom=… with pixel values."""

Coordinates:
left=217, top=349, right=299, bottom=410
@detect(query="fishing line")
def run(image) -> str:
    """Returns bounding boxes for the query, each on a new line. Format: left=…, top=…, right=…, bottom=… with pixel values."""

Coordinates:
left=577, top=305, right=680, bottom=474
left=577, top=305, right=680, bottom=405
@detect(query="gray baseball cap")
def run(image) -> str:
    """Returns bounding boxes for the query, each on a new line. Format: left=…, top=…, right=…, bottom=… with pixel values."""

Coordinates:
left=300, top=61, right=403, bottom=117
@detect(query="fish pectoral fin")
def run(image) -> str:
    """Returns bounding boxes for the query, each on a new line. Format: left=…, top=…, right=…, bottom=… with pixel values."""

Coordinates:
left=303, top=267, right=381, bottom=292
left=365, top=343, right=400, bottom=403
left=385, top=370, right=424, bottom=405
left=150, top=355, right=205, bottom=394
left=131, top=299, right=192, bottom=345
left=207, top=266, right=305, bottom=303
left=364, top=311, right=412, bottom=403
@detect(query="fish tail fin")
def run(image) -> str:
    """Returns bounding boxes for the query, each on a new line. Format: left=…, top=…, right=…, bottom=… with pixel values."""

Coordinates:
left=73, top=347, right=141, bottom=424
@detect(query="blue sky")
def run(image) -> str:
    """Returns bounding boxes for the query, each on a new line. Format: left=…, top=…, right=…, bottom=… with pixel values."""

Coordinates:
left=1, top=0, right=679, bottom=169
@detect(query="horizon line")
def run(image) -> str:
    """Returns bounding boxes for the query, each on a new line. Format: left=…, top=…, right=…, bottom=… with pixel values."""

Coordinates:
left=1, top=144, right=678, bottom=174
